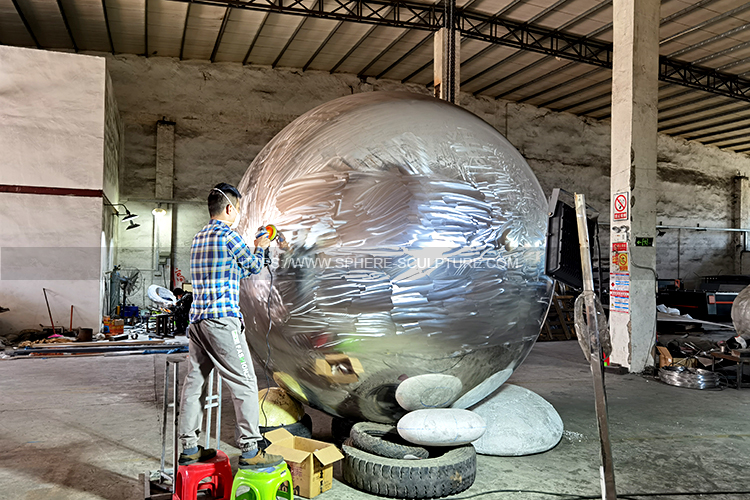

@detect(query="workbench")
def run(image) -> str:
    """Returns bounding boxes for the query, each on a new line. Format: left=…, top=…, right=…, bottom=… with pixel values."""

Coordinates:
left=710, top=352, right=748, bottom=390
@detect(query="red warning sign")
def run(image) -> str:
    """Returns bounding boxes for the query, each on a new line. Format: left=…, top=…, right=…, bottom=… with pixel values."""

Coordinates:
left=613, top=193, right=628, bottom=221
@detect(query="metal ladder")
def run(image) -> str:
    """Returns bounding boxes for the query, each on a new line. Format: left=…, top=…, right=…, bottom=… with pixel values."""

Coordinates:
left=142, top=354, right=223, bottom=500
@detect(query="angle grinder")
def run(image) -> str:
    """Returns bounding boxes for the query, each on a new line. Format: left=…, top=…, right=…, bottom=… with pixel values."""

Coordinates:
left=255, top=224, right=285, bottom=266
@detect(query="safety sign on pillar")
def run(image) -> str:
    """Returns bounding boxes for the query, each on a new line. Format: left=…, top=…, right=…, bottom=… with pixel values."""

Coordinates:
left=610, top=192, right=630, bottom=314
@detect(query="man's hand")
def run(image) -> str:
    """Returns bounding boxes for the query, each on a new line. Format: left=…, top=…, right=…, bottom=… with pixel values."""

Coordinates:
left=254, top=236, right=271, bottom=249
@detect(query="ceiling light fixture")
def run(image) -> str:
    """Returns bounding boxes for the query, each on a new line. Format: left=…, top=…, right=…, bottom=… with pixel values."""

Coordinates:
left=126, top=220, right=140, bottom=230
left=105, top=203, right=139, bottom=222
left=152, top=204, right=167, bottom=217
left=121, top=209, right=139, bottom=222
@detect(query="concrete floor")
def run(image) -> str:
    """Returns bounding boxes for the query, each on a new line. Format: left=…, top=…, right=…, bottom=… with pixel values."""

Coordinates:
left=2, top=341, right=750, bottom=500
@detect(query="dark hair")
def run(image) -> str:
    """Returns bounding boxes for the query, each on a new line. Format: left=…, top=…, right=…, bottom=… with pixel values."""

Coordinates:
left=173, top=288, right=184, bottom=296
left=208, top=182, right=242, bottom=217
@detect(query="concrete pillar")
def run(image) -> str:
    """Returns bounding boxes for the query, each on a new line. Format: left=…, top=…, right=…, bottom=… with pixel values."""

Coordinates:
left=434, top=27, right=460, bottom=103
left=609, top=0, right=659, bottom=372
left=154, top=120, right=175, bottom=281
left=155, top=120, right=175, bottom=199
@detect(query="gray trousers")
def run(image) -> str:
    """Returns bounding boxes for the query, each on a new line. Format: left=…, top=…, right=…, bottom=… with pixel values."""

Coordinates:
left=178, top=317, right=261, bottom=452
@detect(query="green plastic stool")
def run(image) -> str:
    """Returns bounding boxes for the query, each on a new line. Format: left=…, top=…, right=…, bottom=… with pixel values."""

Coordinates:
left=231, top=462, right=293, bottom=500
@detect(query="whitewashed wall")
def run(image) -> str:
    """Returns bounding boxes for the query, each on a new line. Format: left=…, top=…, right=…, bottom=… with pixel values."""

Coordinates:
left=0, top=46, right=119, bottom=334
left=103, top=55, right=750, bottom=291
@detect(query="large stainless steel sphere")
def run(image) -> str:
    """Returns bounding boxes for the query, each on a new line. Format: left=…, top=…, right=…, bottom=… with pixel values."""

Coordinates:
left=237, top=91, right=553, bottom=423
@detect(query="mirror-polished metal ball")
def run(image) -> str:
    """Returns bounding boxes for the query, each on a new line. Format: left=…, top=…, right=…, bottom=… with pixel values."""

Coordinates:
left=237, top=91, right=553, bottom=423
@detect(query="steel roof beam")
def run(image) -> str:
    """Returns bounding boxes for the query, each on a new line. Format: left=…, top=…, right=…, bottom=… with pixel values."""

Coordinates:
left=470, top=0, right=612, bottom=96
left=707, top=137, right=750, bottom=148
left=11, top=0, right=41, bottom=48
left=179, top=3, right=191, bottom=59
left=577, top=101, right=610, bottom=116
left=667, top=22, right=750, bottom=60
left=557, top=88, right=610, bottom=113
left=659, top=100, right=740, bottom=125
left=210, top=8, right=231, bottom=62
left=659, top=92, right=717, bottom=114
left=692, top=40, right=750, bottom=67
left=243, top=12, right=269, bottom=64
left=167, top=0, right=750, bottom=102
left=662, top=115, right=750, bottom=136
left=102, top=0, right=115, bottom=54
left=272, top=13, right=308, bottom=68
left=660, top=3, right=750, bottom=46
left=145, top=0, right=149, bottom=56
left=687, top=124, right=750, bottom=142
left=56, top=0, right=78, bottom=51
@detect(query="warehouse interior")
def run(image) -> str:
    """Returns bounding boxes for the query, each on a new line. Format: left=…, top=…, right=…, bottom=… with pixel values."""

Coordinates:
left=3, top=0, right=750, bottom=498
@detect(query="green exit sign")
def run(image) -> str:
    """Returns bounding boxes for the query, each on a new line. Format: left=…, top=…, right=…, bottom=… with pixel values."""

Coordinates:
left=635, top=237, right=653, bottom=247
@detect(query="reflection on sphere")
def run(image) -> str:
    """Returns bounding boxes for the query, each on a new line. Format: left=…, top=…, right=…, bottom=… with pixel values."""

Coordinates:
left=236, top=92, right=553, bottom=423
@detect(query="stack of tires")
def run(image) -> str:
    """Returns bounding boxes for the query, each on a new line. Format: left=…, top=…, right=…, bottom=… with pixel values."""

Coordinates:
left=340, top=421, right=477, bottom=499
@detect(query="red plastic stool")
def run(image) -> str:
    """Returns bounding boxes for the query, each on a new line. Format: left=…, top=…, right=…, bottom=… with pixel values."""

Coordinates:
left=173, top=450, right=233, bottom=500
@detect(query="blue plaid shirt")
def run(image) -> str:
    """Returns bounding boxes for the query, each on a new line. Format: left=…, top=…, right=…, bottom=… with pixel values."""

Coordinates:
left=189, top=219, right=265, bottom=322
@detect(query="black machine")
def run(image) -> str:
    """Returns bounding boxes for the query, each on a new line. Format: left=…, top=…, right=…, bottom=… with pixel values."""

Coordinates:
left=545, top=188, right=602, bottom=293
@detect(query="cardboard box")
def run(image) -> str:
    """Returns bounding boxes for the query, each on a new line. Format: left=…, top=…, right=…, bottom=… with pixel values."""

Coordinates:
left=314, top=354, right=364, bottom=384
left=264, top=428, right=344, bottom=498
left=656, top=346, right=696, bottom=368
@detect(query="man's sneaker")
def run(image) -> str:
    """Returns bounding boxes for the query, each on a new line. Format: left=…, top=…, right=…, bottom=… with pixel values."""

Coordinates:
left=178, top=446, right=217, bottom=465
left=238, top=450, right=284, bottom=470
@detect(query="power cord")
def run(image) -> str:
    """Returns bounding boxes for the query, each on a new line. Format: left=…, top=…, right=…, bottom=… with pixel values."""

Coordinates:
left=258, top=260, right=274, bottom=448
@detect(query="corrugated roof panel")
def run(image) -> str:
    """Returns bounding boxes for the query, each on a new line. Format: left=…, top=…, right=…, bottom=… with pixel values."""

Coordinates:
left=0, top=0, right=36, bottom=46
left=461, top=45, right=518, bottom=80
left=503, top=2, right=549, bottom=23
left=15, top=0, right=72, bottom=48
left=360, top=30, right=433, bottom=78
left=272, top=17, right=343, bottom=69
left=340, top=26, right=410, bottom=75
left=213, top=9, right=267, bottom=62
left=337, top=37, right=422, bottom=75
left=486, top=56, right=567, bottom=97
left=147, top=0, right=186, bottom=57
left=245, top=12, right=303, bottom=65
left=303, top=22, right=371, bottom=71
left=563, top=18, right=610, bottom=37
left=59, top=0, right=111, bottom=52
left=181, top=2, right=224, bottom=60
left=107, top=0, right=146, bottom=54
left=381, top=37, right=435, bottom=81
left=463, top=50, right=541, bottom=94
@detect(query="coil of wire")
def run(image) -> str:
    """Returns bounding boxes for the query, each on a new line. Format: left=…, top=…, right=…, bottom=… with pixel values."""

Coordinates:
left=659, top=365, right=721, bottom=389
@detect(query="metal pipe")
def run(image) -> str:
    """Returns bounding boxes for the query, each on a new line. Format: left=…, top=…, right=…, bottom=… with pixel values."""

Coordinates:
left=216, top=375, right=222, bottom=451
left=657, top=225, right=750, bottom=233
left=161, top=362, right=169, bottom=474
left=205, top=371, right=213, bottom=450
left=172, top=362, right=179, bottom=492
